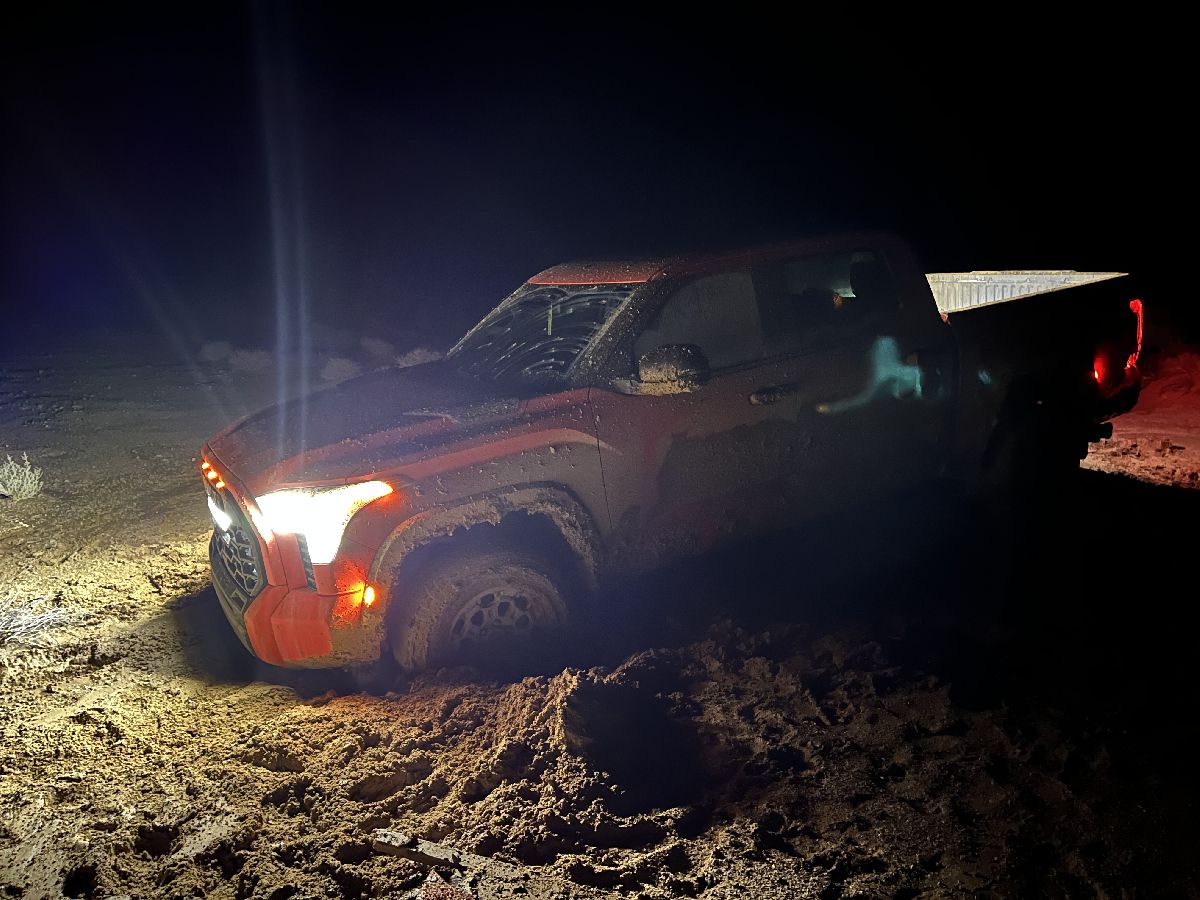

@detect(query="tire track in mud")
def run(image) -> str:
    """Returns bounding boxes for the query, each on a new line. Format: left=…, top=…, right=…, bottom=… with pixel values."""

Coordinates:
left=2, top=585, right=1155, bottom=899
left=1, top=567, right=621, bottom=898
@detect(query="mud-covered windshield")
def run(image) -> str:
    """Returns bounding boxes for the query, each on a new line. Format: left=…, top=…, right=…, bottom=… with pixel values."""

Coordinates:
left=451, top=285, right=631, bottom=383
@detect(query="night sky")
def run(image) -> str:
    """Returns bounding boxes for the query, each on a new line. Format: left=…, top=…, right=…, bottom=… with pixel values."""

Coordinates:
left=1, top=7, right=1190, bottom=353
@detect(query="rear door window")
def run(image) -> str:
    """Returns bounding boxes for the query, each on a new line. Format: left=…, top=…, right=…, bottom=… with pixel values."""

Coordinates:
left=755, top=250, right=899, bottom=354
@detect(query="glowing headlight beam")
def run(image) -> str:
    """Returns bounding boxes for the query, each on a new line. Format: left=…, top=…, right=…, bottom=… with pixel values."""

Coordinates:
left=254, top=481, right=392, bottom=564
left=207, top=495, right=233, bottom=532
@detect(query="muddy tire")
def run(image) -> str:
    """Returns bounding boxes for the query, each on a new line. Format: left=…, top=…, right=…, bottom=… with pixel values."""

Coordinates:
left=974, top=415, right=1083, bottom=540
left=388, top=543, right=573, bottom=674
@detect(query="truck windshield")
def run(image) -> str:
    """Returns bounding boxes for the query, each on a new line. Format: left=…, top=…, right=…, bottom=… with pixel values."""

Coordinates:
left=451, top=285, right=631, bottom=384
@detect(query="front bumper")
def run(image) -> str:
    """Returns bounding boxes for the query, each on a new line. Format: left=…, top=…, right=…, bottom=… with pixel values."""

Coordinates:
left=209, top=526, right=386, bottom=668
left=203, top=454, right=387, bottom=669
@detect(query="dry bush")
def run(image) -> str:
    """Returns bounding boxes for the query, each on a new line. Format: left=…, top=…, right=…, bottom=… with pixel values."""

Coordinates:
left=321, top=356, right=363, bottom=383
left=0, top=452, right=42, bottom=501
left=360, top=336, right=396, bottom=366
left=198, top=340, right=234, bottom=364
left=228, top=349, right=274, bottom=374
left=0, top=595, right=83, bottom=645
left=394, top=346, right=443, bottom=368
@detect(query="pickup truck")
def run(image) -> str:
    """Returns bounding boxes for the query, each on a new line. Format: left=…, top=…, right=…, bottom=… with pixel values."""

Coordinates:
left=200, top=233, right=1143, bottom=670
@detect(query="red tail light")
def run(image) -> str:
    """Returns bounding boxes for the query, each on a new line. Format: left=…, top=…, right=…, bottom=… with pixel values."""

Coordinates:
left=1093, top=299, right=1144, bottom=391
left=1125, top=298, right=1144, bottom=372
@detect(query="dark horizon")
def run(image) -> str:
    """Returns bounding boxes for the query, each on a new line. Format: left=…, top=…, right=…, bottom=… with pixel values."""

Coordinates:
left=2, top=7, right=1192, bottom=353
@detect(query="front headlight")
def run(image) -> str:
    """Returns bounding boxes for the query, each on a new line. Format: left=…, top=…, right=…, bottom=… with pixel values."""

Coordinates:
left=254, top=481, right=392, bottom=564
left=207, top=495, right=233, bottom=532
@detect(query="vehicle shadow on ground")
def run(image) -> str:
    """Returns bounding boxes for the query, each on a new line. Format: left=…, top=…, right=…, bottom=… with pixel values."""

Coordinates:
left=146, top=469, right=1200, bottom=717
left=161, top=586, right=398, bottom=697
left=115, top=469, right=1200, bottom=892
left=589, top=469, right=1200, bottom=869
left=600, top=468, right=1200, bottom=721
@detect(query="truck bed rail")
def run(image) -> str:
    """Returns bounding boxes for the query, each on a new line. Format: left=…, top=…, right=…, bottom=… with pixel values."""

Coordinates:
left=927, top=271, right=1126, bottom=314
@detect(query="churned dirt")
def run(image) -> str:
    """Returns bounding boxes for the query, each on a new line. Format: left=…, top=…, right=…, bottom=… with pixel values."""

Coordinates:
left=2, top=339, right=1199, bottom=899
left=1084, top=346, right=1200, bottom=490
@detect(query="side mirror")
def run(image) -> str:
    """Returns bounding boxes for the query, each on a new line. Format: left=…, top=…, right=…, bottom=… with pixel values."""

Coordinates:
left=635, top=344, right=709, bottom=394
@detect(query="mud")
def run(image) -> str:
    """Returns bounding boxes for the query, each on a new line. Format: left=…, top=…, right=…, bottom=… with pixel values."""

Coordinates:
left=2, top=343, right=1199, bottom=898
left=1084, top=348, right=1200, bottom=490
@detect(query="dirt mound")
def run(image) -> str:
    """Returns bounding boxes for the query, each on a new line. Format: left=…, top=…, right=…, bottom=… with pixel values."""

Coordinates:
left=1138, top=349, right=1200, bottom=411
left=1, top=617, right=1143, bottom=898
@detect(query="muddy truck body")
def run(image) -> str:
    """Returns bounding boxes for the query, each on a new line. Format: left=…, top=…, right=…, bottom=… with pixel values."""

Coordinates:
left=201, top=233, right=1143, bottom=669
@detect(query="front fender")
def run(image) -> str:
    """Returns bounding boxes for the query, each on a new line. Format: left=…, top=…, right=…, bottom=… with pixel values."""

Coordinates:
left=368, top=484, right=603, bottom=626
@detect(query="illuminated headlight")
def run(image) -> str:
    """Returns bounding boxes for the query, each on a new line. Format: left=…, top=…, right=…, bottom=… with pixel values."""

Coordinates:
left=253, top=481, right=392, bottom=564
left=207, top=495, right=233, bottom=532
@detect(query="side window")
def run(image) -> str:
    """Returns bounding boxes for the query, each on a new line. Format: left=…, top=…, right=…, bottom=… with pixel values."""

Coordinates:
left=633, top=271, right=764, bottom=370
left=757, top=250, right=899, bottom=353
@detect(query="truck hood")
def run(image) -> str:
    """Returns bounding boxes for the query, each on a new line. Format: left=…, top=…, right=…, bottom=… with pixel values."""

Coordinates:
left=206, top=360, right=521, bottom=493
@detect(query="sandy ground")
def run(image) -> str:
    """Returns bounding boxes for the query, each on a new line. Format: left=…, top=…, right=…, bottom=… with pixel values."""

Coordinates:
left=1083, top=347, right=1200, bottom=490
left=2, top=341, right=1199, bottom=899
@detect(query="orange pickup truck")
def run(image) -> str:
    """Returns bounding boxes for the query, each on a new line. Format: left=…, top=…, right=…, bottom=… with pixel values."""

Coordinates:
left=201, top=233, right=1142, bottom=670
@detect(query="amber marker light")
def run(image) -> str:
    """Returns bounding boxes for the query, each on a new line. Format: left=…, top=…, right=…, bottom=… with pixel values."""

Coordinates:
left=362, top=585, right=377, bottom=607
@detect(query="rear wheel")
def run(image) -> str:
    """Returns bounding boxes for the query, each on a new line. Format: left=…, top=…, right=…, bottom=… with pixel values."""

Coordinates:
left=388, top=543, right=573, bottom=674
left=983, top=415, right=1084, bottom=497
left=974, top=408, right=1087, bottom=558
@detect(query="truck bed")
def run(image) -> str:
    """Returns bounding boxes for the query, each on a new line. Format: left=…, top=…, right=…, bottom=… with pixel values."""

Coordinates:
left=932, top=272, right=1144, bottom=479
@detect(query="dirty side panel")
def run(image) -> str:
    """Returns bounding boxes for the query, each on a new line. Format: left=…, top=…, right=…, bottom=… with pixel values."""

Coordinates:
left=373, top=387, right=612, bottom=562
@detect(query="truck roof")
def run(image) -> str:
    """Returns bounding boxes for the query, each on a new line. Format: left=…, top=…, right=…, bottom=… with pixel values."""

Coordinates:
left=527, top=233, right=897, bottom=286
left=529, top=239, right=1130, bottom=314
left=528, top=260, right=667, bottom=285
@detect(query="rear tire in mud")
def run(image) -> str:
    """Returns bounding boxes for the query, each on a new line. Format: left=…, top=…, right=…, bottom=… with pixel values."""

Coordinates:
left=388, top=543, right=574, bottom=675
left=974, top=415, right=1084, bottom=546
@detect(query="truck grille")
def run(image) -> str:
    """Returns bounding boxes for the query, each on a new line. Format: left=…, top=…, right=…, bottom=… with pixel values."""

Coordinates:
left=208, top=487, right=265, bottom=608
left=297, top=536, right=317, bottom=590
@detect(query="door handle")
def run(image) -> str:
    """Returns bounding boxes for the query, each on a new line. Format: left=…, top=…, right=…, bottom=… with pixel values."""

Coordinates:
left=749, top=384, right=793, bottom=406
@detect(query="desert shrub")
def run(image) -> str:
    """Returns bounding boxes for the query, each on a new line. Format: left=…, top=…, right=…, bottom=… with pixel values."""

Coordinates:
left=394, top=346, right=443, bottom=368
left=0, top=452, right=42, bottom=501
left=321, top=356, right=363, bottom=383
left=198, top=340, right=234, bottom=364
left=228, top=349, right=274, bottom=374
left=360, top=336, right=396, bottom=366
left=0, top=595, right=82, bottom=645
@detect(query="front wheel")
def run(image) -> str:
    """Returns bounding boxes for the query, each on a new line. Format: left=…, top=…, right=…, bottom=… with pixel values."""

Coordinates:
left=388, top=544, right=573, bottom=674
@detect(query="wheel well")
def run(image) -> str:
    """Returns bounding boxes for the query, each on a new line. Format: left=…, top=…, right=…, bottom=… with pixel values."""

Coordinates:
left=981, top=373, right=1093, bottom=473
left=382, top=509, right=593, bottom=625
